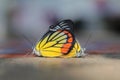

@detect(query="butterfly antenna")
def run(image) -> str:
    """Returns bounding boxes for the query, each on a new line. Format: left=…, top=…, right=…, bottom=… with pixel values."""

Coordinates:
left=84, top=32, right=92, bottom=49
left=77, top=32, right=92, bottom=57
left=20, top=34, right=34, bottom=57
left=21, top=34, right=34, bottom=47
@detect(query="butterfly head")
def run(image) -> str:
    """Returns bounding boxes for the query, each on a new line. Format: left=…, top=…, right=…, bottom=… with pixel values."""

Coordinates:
left=49, top=20, right=74, bottom=31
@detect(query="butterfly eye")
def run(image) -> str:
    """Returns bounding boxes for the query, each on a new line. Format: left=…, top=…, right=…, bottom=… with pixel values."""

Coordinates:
left=50, top=25, right=54, bottom=29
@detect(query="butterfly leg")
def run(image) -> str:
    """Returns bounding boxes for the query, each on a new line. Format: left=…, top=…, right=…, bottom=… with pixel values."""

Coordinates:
left=77, top=48, right=86, bottom=58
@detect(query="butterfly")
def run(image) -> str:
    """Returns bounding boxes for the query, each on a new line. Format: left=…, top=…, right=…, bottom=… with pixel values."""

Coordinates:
left=33, top=20, right=85, bottom=58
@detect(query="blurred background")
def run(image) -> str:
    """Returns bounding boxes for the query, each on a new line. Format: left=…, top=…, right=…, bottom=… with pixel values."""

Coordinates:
left=0, top=0, right=119, bottom=55
left=0, top=0, right=120, bottom=54
left=0, top=0, right=120, bottom=80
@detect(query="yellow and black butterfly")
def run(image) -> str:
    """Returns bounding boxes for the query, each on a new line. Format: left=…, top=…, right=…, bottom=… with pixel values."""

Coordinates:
left=33, top=20, right=85, bottom=58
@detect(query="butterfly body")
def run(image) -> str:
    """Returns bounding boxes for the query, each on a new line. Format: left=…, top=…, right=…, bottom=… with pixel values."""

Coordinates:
left=33, top=20, right=84, bottom=58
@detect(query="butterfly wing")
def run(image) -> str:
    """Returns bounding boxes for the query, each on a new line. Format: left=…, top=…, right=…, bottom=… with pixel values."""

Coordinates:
left=58, top=20, right=74, bottom=31
left=34, top=19, right=82, bottom=58
left=35, top=30, right=75, bottom=57
left=61, top=40, right=81, bottom=58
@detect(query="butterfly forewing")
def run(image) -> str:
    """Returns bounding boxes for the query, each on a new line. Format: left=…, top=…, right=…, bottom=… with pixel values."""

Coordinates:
left=36, top=30, right=75, bottom=57
left=34, top=20, right=81, bottom=57
left=48, top=31, right=60, bottom=41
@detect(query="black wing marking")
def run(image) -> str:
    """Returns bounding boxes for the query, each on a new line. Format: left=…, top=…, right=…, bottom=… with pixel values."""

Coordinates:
left=58, top=20, right=74, bottom=31
left=39, top=30, right=75, bottom=55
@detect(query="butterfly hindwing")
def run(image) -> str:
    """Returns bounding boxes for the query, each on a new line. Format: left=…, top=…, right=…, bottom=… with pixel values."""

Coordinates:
left=34, top=20, right=82, bottom=58
left=35, top=30, right=75, bottom=57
